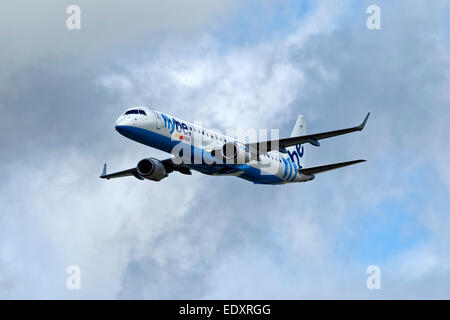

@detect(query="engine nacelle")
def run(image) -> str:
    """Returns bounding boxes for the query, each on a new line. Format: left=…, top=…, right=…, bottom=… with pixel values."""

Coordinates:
left=136, top=158, right=167, bottom=181
left=221, top=142, right=250, bottom=164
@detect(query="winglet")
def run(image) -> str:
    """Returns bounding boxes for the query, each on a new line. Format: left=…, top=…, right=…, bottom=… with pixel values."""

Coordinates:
left=357, top=112, right=370, bottom=130
left=100, top=163, right=107, bottom=178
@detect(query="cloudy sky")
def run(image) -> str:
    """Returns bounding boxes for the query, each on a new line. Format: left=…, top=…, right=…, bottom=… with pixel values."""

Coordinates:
left=0, top=0, right=449, bottom=299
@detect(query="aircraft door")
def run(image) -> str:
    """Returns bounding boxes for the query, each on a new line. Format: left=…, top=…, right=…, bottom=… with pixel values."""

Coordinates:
left=155, top=112, right=162, bottom=129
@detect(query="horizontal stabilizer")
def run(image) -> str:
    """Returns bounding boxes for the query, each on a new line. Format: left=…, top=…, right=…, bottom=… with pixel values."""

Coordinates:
left=299, top=159, right=366, bottom=175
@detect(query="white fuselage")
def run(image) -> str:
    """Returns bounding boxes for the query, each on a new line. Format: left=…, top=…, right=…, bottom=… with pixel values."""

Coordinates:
left=115, top=107, right=311, bottom=184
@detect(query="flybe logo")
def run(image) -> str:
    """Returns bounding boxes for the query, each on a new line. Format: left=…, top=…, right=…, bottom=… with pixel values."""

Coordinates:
left=161, top=113, right=191, bottom=142
left=288, top=144, right=304, bottom=168
left=161, top=114, right=190, bottom=134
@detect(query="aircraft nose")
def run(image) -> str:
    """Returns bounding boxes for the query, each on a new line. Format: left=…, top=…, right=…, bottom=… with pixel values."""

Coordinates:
left=115, top=116, right=129, bottom=135
left=115, top=124, right=126, bottom=135
left=115, top=123, right=137, bottom=140
left=115, top=115, right=124, bottom=126
left=114, top=110, right=155, bottom=137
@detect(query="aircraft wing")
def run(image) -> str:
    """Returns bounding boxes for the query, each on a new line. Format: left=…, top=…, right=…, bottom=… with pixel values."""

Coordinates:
left=161, top=158, right=192, bottom=175
left=299, top=159, right=366, bottom=175
left=247, top=113, right=370, bottom=153
left=99, top=164, right=143, bottom=180
left=99, top=158, right=191, bottom=180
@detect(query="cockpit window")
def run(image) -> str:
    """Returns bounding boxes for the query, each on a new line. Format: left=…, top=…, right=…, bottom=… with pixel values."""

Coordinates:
left=124, top=109, right=146, bottom=115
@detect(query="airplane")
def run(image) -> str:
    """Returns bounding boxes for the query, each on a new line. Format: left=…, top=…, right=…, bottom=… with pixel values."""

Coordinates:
left=100, top=107, right=370, bottom=185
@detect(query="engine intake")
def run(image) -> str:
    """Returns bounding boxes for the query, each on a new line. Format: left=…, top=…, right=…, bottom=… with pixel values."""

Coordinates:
left=220, top=142, right=250, bottom=164
left=136, top=158, right=167, bottom=181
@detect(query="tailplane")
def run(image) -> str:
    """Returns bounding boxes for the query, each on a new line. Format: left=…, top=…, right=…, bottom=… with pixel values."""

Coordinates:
left=299, top=159, right=366, bottom=175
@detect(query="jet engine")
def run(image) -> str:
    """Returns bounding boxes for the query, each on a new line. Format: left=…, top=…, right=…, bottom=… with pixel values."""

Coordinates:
left=136, top=158, right=167, bottom=181
left=220, top=142, right=250, bottom=164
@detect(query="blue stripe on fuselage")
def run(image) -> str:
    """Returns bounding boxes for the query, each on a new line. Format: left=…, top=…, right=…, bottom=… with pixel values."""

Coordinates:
left=282, top=157, right=288, bottom=179
left=291, top=161, right=297, bottom=181
left=287, top=159, right=292, bottom=181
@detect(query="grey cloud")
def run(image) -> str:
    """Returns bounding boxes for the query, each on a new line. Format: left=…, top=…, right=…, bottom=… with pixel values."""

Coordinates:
left=1, top=0, right=450, bottom=299
left=0, top=1, right=239, bottom=79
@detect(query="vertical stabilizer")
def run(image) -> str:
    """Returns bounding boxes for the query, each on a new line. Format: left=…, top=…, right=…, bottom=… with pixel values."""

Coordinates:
left=286, top=115, right=306, bottom=168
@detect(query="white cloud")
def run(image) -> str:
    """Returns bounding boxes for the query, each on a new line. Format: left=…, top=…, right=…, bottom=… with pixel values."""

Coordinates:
left=1, top=0, right=450, bottom=299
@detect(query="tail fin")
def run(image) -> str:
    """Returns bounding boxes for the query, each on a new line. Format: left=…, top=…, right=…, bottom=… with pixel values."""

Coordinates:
left=286, top=115, right=306, bottom=169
